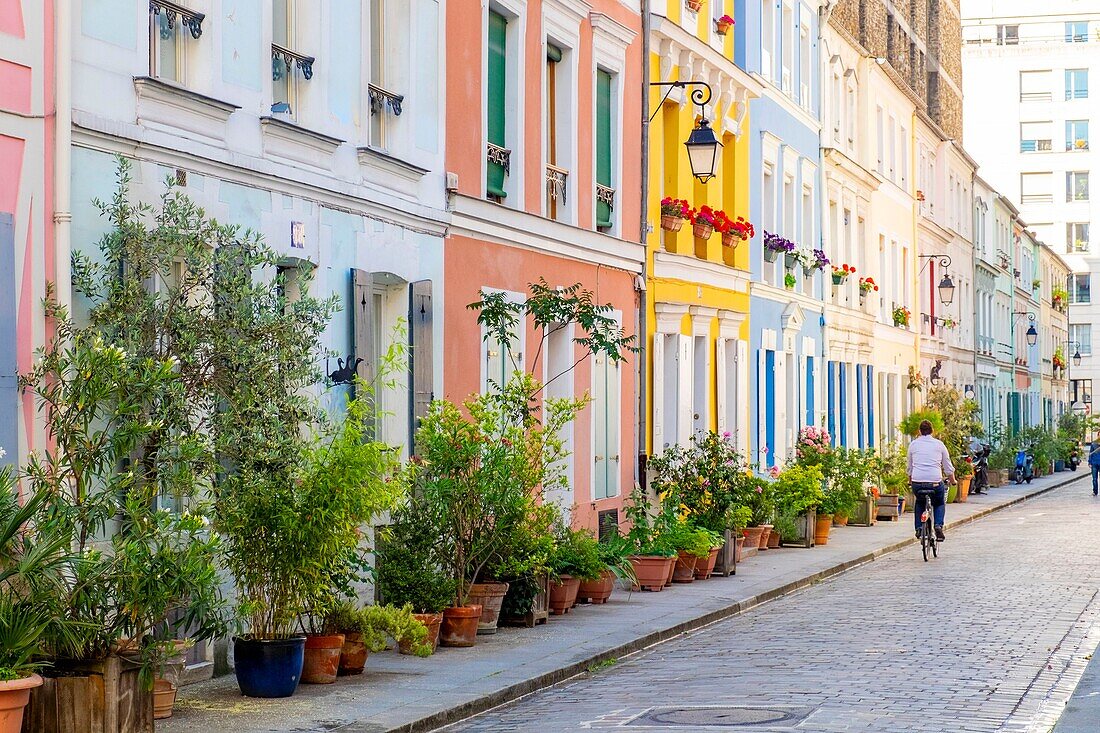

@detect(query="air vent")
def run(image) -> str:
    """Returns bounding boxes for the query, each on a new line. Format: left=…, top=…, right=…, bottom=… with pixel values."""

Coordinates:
left=597, top=509, right=619, bottom=541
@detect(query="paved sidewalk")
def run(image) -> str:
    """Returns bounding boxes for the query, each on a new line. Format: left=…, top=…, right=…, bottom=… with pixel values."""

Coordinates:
left=162, top=471, right=1087, bottom=733
left=1054, top=615, right=1100, bottom=733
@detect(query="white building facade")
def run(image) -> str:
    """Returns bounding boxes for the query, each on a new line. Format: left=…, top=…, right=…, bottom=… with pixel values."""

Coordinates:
left=962, top=0, right=1100, bottom=422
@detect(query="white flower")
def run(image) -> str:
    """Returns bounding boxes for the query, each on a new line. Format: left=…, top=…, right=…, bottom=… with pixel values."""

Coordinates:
left=0, top=447, right=6, bottom=460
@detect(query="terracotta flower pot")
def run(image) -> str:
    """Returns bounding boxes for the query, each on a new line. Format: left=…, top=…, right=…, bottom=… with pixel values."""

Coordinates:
left=716, top=20, right=732, bottom=34
left=721, top=231, right=738, bottom=248
left=548, top=575, right=582, bottom=614
left=664, top=555, right=676, bottom=586
left=814, top=514, right=833, bottom=545
left=767, top=529, right=781, bottom=548
left=735, top=535, right=745, bottom=562
left=578, top=569, right=616, bottom=604
left=399, top=612, right=443, bottom=655
left=338, top=632, right=369, bottom=674
left=152, top=678, right=177, bottom=720
left=685, top=0, right=703, bottom=12
left=693, top=547, right=720, bottom=579
left=660, top=214, right=684, bottom=232
left=673, top=551, right=700, bottom=583
left=742, top=526, right=765, bottom=550
left=466, top=581, right=510, bottom=634
left=757, top=525, right=773, bottom=549
left=302, top=633, right=345, bottom=684
left=629, top=555, right=671, bottom=592
left=832, top=513, right=849, bottom=527
left=0, top=673, right=41, bottom=733
left=440, top=605, right=482, bottom=648
left=957, top=476, right=971, bottom=503
left=693, top=221, right=714, bottom=240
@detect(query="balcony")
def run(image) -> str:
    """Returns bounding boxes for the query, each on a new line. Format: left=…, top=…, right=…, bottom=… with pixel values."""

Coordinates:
left=1020, top=139, right=1052, bottom=153
left=1066, top=140, right=1090, bottom=151
left=1021, top=193, right=1054, bottom=205
left=1020, top=92, right=1053, bottom=103
left=367, top=83, right=404, bottom=117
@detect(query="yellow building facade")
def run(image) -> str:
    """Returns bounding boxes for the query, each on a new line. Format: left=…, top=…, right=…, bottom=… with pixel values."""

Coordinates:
left=645, top=1, right=761, bottom=459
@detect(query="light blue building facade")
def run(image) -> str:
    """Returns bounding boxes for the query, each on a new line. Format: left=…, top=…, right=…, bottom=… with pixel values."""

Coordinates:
left=736, top=0, right=826, bottom=466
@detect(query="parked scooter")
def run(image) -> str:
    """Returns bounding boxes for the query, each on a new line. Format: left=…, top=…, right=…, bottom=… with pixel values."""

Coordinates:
left=1068, top=444, right=1080, bottom=471
left=970, top=443, right=992, bottom=494
left=1014, top=446, right=1035, bottom=484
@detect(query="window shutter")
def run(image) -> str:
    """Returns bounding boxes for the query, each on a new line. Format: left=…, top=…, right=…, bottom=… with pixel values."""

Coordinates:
left=765, top=350, right=776, bottom=467
left=736, top=339, right=749, bottom=456
left=805, top=355, right=814, bottom=427
left=855, top=364, right=865, bottom=449
left=866, top=365, right=875, bottom=448
left=715, top=337, right=728, bottom=437
left=827, top=361, right=836, bottom=441
left=774, top=351, right=786, bottom=463
left=352, top=268, right=377, bottom=391
left=593, top=353, right=608, bottom=500
left=757, top=349, right=767, bottom=463
left=651, top=335, right=665, bottom=454
left=839, top=363, right=848, bottom=446
left=606, top=358, right=621, bottom=498
left=409, top=280, right=434, bottom=453
left=595, top=70, right=613, bottom=228
left=487, top=11, right=508, bottom=198
left=0, top=213, right=15, bottom=458
left=677, top=334, right=693, bottom=447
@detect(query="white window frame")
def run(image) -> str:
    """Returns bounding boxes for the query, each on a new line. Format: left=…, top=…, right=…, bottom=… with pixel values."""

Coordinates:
left=484, top=0, right=528, bottom=207
left=479, top=287, right=526, bottom=393
left=590, top=13, right=634, bottom=237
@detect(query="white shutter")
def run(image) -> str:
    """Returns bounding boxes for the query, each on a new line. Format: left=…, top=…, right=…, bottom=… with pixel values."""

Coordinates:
left=607, top=359, right=621, bottom=497
left=775, top=351, right=787, bottom=463
left=715, top=337, right=728, bottom=436
left=651, top=335, right=664, bottom=454
left=736, top=340, right=750, bottom=456
left=757, top=349, right=767, bottom=463
left=677, top=334, right=693, bottom=447
left=592, top=354, right=608, bottom=500
left=813, top=355, right=822, bottom=427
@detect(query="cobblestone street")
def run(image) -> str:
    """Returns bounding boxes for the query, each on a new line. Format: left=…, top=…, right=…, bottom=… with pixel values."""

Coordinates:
left=441, top=478, right=1100, bottom=733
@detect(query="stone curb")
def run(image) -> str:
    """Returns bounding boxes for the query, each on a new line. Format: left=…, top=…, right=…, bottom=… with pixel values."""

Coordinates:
left=373, top=473, right=1085, bottom=733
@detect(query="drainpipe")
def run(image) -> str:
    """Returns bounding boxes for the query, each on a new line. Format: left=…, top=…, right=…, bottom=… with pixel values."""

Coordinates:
left=55, top=0, right=72, bottom=314
left=636, top=0, right=650, bottom=487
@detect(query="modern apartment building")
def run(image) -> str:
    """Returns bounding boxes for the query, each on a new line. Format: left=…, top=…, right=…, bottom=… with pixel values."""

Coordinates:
left=962, top=1, right=1100, bottom=422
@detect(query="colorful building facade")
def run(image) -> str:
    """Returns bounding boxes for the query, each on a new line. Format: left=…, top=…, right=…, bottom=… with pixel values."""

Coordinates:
left=444, top=0, right=643, bottom=530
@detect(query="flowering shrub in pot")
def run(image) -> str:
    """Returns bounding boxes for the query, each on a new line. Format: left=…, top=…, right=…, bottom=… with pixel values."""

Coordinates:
left=892, top=305, right=911, bottom=327
left=762, top=231, right=797, bottom=265
left=716, top=212, right=754, bottom=247
left=831, top=263, right=854, bottom=285
left=805, top=248, right=830, bottom=275
left=548, top=523, right=604, bottom=614
left=715, top=13, right=734, bottom=34
left=690, top=205, right=720, bottom=240
left=660, top=197, right=690, bottom=232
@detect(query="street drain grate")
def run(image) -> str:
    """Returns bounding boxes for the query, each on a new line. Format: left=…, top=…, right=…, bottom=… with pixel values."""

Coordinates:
left=624, top=705, right=813, bottom=728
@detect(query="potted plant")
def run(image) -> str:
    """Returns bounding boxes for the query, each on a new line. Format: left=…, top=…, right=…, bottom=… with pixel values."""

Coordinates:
left=690, top=205, right=719, bottom=240
left=831, top=263, right=854, bottom=286
left=715, top=13, right=734, bottom=34
left=323, top=602, right=431, bottom=675
left=1052, top=286, right=1069, bottom=311
left=770, top=464, right=825, bottom=547
left=826, top=447, right=874, bottom=527
left=578, top=532, right=637, bottom=603
left=805, top=248, right=830, bottom=276
left=784, top=271, right=797, bottom=290
left=547, top=524, right=603, bottom=614
left=717, top=212, right=754, bottom=248
left=858, top=277, right=878, bottom=305
left=762, top=230, right=796, bottom=263
left=659, top=196, right=690, bottom=232
left=892, top=305, right=911, bottom=327
left=376, top=499, right=458, bottom=657
left=664, top=518, right=716, bottom=583
left=1033, top=278, right=1042, bottom=291
left=685, top=0, right=703, bottom=12
left=916, top=190, right=925, bottom=201
left=624, top=485, right=677, bottom=591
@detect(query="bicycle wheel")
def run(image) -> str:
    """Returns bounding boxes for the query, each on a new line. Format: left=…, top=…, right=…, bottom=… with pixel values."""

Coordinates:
left=931, top=528, right=938, bottom=558
left=921, top=521, right=930, bottom=562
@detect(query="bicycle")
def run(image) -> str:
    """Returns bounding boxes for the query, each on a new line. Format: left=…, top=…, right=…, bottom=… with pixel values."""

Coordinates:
left=913, top=485, right=939, bottom=562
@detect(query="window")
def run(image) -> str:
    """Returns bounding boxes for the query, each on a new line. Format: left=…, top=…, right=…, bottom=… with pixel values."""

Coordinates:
left=781, top=2, right=794, bottom=93
left=1067, top=223, right=1090, bottom=252
left=1066, top=69, right=1088, bottom=100
left=546, top=43, right=563, bottom=220
left=1020, top=172, right=1053, bottom=204
left=799, top=23, right=811, bottom=106
left=595, top=69, right=614, bottom=230
left=1019, top=70, right=1052, bottom=102
left=149, top=2, right=204, bottom=83
left=486, top=10, right=509, bottom=201
left=761, top=0, right=775, bottom=79
left=1072, top=378, right=1093, bottom=405
left=997, top=24, right=1019, bottom=45
left=1066, top=119, right=1089, bottom=151
left=591, top=349, right=621, bottom=500
left=1019, top=121, right=1052, bottom=152
left=876, top=106, right=884, bottom=173
left=271, top=0, right=313, bottom=118
left=1071, top=326, right=1091, bottom=356
left=1067, top=172, right=1089, bottom=201
left=367, top=0, right=400, bottom=148
left=1069, top=273, right=1091, bottom=303
left=480, top=289, right=523, bottom=391
left=845, top=82, right=856, bottom=144
left=1066, top=21, right=1088, bottom=43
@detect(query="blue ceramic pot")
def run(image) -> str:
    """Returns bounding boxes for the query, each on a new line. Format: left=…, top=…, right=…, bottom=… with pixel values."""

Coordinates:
left=233, top=636, right=305, bottom=698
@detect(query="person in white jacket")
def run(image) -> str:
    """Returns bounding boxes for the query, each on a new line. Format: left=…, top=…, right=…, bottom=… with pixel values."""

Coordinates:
left=907, top=420, right=957, bottom=541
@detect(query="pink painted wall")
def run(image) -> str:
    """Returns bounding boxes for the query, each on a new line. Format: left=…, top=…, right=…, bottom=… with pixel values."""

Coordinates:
left=0, top=0, right=55, bottom=469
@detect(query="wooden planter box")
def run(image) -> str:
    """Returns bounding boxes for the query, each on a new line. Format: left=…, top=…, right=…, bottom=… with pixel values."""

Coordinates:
left=780, top=510, right=816, bottom=548
left=501, top=572, right=549, bottom=628
left=712, top=528, right=738, bottom=577
left=847, top=496, right=877, bottom=526
left=876, top=493, right=901, bottom=521
left=24, top=656, right=151, bottom=733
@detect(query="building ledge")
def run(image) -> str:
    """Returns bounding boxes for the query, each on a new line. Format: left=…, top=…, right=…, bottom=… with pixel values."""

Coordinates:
left=133, top=76, right=239, bottom=147
left=259, top=116, right=344, bottom=170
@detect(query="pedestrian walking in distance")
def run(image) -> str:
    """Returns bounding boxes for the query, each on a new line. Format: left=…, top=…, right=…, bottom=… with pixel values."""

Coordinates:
left=1089, top=440, right=1100, bottom=496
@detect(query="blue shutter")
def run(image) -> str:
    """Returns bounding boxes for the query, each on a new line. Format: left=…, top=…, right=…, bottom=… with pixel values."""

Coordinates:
left=765, top=350, right=776, bottom=467
left=867, top=365, right=875, bottom=448
left=856, top=364, right=865, bottom=449
left=806, top=356, right=815, bottom=427
left=827, top=361, right=836, bottom=442
left=839, top=363, right=848, bottom=447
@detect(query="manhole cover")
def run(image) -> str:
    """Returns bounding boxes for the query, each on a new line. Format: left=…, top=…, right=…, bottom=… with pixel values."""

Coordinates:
left=625, top=706, right=812, bottom=728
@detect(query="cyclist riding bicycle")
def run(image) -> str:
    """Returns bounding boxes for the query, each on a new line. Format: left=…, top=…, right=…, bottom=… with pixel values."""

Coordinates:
left=907, top=419, right=956, bottom=542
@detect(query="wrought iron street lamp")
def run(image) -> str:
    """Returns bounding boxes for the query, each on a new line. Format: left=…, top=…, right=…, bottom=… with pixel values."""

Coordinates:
left=1012, top=311, right=1038, bottom=347
left=650, top=81, right=721, bottom=183
left=1065, top=340, right=1083, bottom=367
left=917, top=254, right=955, bottom=307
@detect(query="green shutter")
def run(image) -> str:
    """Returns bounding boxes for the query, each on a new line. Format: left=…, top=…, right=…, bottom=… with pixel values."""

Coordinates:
left=595, top=70, right=613, bottom=228
left=487, top=11, right=508, bottom=199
